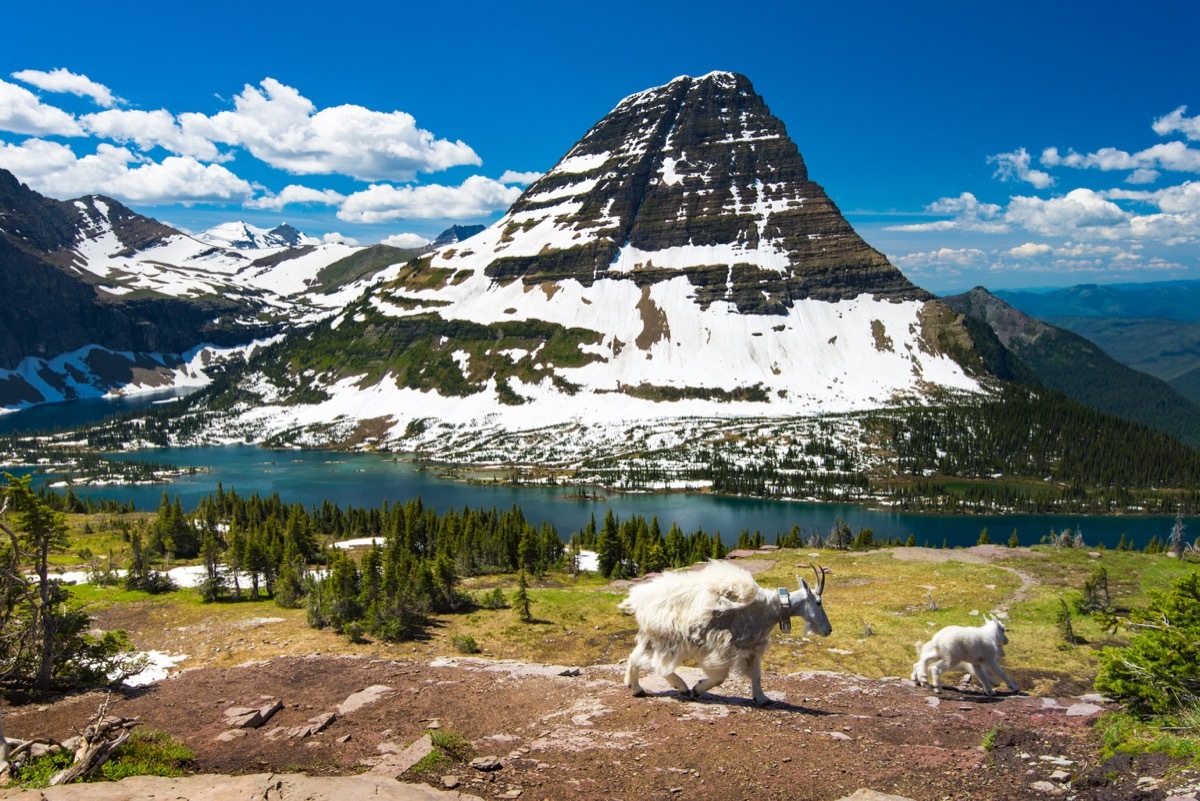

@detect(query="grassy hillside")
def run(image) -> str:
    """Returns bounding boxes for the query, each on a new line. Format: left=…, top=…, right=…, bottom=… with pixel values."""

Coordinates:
left=50, top=505, right=1199, bottom=700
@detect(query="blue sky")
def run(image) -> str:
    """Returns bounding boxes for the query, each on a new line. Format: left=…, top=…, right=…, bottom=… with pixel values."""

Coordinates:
left=3, top=0, right=1198, bottom=294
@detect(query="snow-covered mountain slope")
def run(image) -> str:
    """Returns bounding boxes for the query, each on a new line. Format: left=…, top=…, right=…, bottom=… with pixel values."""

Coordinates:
left=0, top=170, right=424, bottom=411
left=194, top=221, right=321, bottom=250
left=178, top=73, right=995, bottom=457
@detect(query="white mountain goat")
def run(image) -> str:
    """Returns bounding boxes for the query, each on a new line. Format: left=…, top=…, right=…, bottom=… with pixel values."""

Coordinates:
left=911, top=614, right=1018, bottom=695
left=619, top=560, right=832, bottom=705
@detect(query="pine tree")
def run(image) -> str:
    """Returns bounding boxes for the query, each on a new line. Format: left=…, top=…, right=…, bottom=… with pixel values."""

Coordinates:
left=977, top=527, right=991, bottom=546
left=1007, top=529, right=1020, bottom=548
left=515, top=569, right=533, bottom=623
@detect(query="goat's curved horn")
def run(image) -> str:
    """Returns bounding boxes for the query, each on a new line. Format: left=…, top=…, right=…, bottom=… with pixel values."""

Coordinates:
left=812, top=563, right=826, bottom=595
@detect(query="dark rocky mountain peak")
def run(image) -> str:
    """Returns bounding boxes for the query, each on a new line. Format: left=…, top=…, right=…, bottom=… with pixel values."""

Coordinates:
left=470, top=72, right=927, bottom=312
left=432, top=224, right=485, bottom=248
left=268, top=223, right=307, bottom=246
left=0, top=169, right=178, bottom=262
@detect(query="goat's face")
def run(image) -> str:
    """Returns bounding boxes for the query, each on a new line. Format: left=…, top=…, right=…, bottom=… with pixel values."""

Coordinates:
left=791, top=566, right=833, bottom=637
left=985, top=614, right=1008, bottom=645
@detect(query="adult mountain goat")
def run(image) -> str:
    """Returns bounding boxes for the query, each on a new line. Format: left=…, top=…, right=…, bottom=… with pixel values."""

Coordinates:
left=911, top=614, right=1018, bottom=695
left=619, top=561, right=832, bottom=705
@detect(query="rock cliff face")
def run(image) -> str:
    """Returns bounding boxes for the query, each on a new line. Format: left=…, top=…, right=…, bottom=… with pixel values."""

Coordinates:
left=481, top=72, right=926, bottom=311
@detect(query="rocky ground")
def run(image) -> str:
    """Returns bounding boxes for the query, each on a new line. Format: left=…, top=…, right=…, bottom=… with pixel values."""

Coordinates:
left=4, top=651, right=1197, bottom=801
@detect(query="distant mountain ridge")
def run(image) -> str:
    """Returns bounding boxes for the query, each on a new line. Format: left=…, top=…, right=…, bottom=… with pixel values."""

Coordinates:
left=992, top=279, right=1200, bottom=406
left=944, top=286, right=1200, bottom=447
left=0, top=169, right=427, bottom=410
left=995, top=281, right=1200, bottom=322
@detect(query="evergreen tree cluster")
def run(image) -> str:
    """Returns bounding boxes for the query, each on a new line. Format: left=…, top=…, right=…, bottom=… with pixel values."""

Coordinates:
left=160, top=485, right=564, bottom=641
left=1095, top=572, right=1200, bottom=717
left=573, top=510, right=725, bottom=579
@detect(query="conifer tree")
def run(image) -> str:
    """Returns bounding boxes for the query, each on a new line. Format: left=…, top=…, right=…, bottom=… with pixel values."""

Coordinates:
left=1007, top=529, right=1020, bottom=548
left=977, top=527, right=991, bottom=546
left=515, top=568, right=533, bottom=623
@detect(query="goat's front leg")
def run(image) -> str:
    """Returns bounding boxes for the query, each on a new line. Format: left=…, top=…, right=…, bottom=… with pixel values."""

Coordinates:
left=929, top=660, right=945, bottom=693
left=967, top=662, right=995, bottom=695
left=745, top=657, right=771, bottom=706
left=624, top=639, right=648, bottom=696
left=985, top=657, right=1019, bottom=693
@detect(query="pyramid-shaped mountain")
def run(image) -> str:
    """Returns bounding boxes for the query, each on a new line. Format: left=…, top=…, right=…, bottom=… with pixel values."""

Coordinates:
left=192, top=73, right=992, bottom=452
left=466, top=72, right=925, bottom=311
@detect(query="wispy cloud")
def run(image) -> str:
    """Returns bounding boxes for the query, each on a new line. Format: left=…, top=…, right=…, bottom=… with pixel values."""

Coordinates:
left=499, top=169, right=542, bottom=185
left=989, top=147, right=1053, bottom=189
left=1154, top=106, right=1200, bottom=141
left=885, top=192, right=1007, bottom=233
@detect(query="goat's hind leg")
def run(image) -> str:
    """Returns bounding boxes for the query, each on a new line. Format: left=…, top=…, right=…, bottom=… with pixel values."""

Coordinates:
left=690, top=664, right=731, bottom=701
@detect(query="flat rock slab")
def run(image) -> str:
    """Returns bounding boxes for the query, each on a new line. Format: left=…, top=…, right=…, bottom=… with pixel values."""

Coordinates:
left=0, top=773, right=484, bottom=801
left=368, top=734, right=435, bottom=779
left=337, top=685, right=394, bottom=715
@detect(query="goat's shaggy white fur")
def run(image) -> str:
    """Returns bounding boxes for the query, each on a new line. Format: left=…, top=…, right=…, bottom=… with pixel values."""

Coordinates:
left=619, top=560, right=831, bottom=705
left=911, top=615, right=1018, bottom=695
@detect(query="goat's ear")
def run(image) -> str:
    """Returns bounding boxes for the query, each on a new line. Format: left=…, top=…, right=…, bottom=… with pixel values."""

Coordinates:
left=798, top=577, right=811, bottom=592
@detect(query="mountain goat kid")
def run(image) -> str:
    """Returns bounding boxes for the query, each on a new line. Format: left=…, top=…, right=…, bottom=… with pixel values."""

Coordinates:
left=911, top=614, right=1018, bottom=695
left=620, top=561, right=832, bottom=706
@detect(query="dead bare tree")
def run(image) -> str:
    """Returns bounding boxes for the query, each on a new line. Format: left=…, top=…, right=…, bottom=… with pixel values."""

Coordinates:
left=49, top=694, right=139, bottom=786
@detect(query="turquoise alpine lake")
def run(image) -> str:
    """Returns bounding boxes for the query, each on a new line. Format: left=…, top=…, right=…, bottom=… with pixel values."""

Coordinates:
left=4, top=397, right=1192, bottom=550
left=51, top=446, right=1197, bottom=551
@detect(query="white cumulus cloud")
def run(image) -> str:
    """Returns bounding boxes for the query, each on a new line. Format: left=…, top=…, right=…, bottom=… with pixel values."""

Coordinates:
left=11, top=68, right=120, bottom=108
left=989, top=147, right=1054, bottom=189
left=0, top=79, right=83, bottom=136
left=0, top=139, right=252, bottom=205
left=188, top=78, right=482, bottom=182
left=382, top=232, right=433, bottom=248
left=1004, top=189, right=1130, bottom=238
left=80, top=108, right=226, bottom=162
left=338, top=175, right=522, bottom=223
left=322, top=232, right=359, bottom=245
left=247, top=184, right=346, bottom=211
